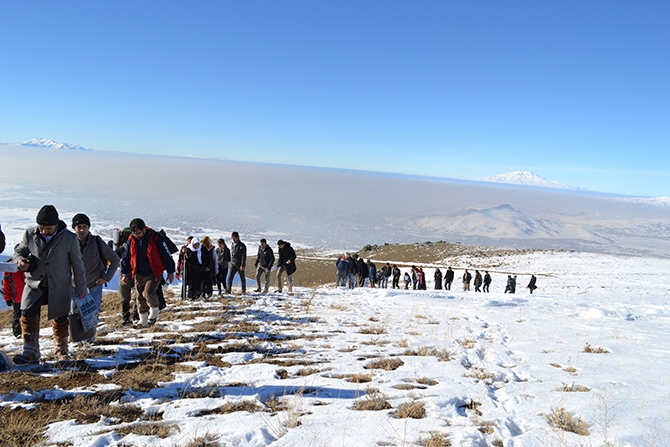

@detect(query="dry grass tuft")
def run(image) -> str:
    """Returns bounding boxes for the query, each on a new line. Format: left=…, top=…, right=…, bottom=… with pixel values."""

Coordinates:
left=296, top=367, right=320, bottom=376
left=392, top=400, right=426, bottom=419
left=416, top=377, right=438, bottom=386
left=583, top=343, right=608, bottom=354
left=199, top=400, right=265, bottom=416
left=459, top=338, right=476, bottom=349
left=546, top=406, right=590, bottom=436
left=352, top=387, right=392, bottom=411
left=558, top=382, right=591, bottom=393
left=364, top=357, right=404, bottom=371
left=346, top=373, right=373, bottom=383
left=403, top=346, right=452, bottom=362
left=417, top=431, right=452, bottom=447
left=185, top=433, right=222, bottom=447
left=477, top=420, right=497, bottom=434
left=393, top=383, right=424, bottom=390
left=358, top=325, right=387, bottom=335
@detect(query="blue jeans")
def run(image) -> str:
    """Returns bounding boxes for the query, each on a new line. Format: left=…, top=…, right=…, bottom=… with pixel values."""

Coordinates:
left=345, top=273, right=355, bottom=289
left=380, top=276, right=388, bottom=288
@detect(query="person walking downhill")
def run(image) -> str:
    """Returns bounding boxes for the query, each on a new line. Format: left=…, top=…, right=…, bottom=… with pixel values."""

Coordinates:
left=71, top=213, right=120, bottom=341
left=367, top=259, right=377, bottom=288
left=254, top=239, right=275, bottom=293
left=120, top=218, right=175, bottom=327
left=227, top=232, right=247, bottom=294
left=13, top=205, right=88, bottom=363
left=276, top=240, right=297, bottom=293
left=403, top=271, right=411, bottom=289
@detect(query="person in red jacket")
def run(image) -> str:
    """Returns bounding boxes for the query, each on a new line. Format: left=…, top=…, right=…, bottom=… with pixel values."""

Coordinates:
left=2, top=257, right=26, bottom=338
left=120, top=218, right=175, bottom=327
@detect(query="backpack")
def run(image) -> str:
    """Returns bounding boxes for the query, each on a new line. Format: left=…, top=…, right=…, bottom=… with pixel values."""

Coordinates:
left=158, top=229, right=179, bottom=254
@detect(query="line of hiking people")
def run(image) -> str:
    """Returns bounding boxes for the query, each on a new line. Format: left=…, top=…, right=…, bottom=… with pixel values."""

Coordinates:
left=334, top=253, right=537, bottom=294
left=0, top=205, right=298, bottom=365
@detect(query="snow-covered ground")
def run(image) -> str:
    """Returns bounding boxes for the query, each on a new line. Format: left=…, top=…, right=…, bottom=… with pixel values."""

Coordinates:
left=1, top=249, right=668, bottom=447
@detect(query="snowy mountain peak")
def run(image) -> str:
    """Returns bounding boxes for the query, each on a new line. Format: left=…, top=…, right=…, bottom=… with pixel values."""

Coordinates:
left=19, top=138, right=93, bottom=151
left=475, top=171, right=582, bottom=190
left=617, top=196, right=670, bottom=207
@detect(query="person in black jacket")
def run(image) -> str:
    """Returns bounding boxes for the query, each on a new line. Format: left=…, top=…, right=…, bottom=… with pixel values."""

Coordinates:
left=434, top=268, right=443, bottom=290
left=483, top=271, right=492, bottom=293
left=527, top=275, right=537, bottom=294
left=276, top=240, right=296, bottom=293
left=254, top=239, right=275, bottom=293
left=444, top=267, right=454, bottom=290
left=391, top=265, right=401, bottom=289
left=0, top=223, right=5, bottom=253
left=227, top=232, right=247, bottom=294
left=216, top=238, right=230, bottom=296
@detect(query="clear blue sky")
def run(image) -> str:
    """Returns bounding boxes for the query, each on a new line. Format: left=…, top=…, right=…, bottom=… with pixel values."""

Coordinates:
left=1, top=1, right=668, bottom=196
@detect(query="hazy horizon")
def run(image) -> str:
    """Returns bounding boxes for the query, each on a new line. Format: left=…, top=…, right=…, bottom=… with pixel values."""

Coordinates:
left=2, top=145, right=669, bottom=258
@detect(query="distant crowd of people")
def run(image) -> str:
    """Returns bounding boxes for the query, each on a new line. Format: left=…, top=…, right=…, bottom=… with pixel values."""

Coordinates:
left=334, top=253, right=538, bottom=294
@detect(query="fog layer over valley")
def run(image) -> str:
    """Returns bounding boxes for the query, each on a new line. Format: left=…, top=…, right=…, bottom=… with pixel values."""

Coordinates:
left=2, top=144, right=669, bottom=257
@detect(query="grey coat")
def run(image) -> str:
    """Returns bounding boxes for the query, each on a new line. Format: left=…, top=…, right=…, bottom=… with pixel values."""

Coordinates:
left=14, top=221, right=87, bottom=320
left=79, top=233, right=120, bottom=288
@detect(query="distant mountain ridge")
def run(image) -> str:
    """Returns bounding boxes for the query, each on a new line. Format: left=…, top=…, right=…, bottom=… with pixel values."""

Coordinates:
left=16, top=138, right=93, bottom=151
left=476, top=171, right=583, bottom=190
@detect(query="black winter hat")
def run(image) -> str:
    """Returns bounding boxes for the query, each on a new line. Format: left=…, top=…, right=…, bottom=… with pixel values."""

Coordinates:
left=71, top=213, right=91, bottom=228
left=36, top=205, right=59, bottom=225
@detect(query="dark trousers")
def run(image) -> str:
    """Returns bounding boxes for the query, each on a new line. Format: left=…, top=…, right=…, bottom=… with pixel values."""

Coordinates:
left=120, top=276, right=138, bottom=320
left=12, top=302, right=22, bottom=337
left=216, top=268, right=228, bottom=293
left=227, top=265, right=246, bottom=293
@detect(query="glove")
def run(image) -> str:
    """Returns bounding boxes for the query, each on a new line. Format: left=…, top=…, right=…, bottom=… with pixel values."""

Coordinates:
left=5, top=300, right=11, bottom=307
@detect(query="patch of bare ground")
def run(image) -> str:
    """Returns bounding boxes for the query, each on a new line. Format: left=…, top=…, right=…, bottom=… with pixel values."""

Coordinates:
left=112, top=362, right=176, bottom=392
left=249, top=357, right=317, bottom=367
left=0, top=391, right=143, bottom=445
left=0, top=370, right=108, bottom=395
left=198, top=400, right=266, bottom=416
left=115, top=422, right=177, bottom=439
left=364, top=357, right=404, bottom=371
